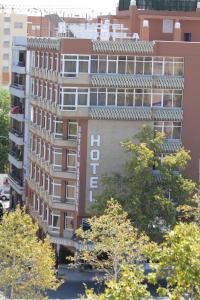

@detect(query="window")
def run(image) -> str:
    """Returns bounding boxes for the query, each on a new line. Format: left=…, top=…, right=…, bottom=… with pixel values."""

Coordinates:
left=3, top=41, right=9, bottom=48
left=43, top=205, right=48, bottom=221
left=78, top=89, right=88, bottom=106
left=154, top=121, right=181, bottom=140
left=51, top=180, right=61, bottom=200
left=50, top=211, right=60, bottom=230
left=32, top=25, right=40, bottom=31
left=2, top=66, right=9, bottom=71
left=64, top=212, right=74, bottom=230
left=153, top=57, right=164, bottom=75
left=68, top=121, right=78, bottom=140
left=79, top=56, right=89, bottom=73
left=67, top=151, right=77, bottom=172
left=152, top=89, right=162, bottom=107
left=61, top=55, right=89, bottom=77
left=3, top=53, right=9, bottom=60
left=14, top=22, right=23, bottom=29
left=4, top=17, right=10, bottom=22
left=61, top=88, right=76, bottom=110
left=34, top=197, right=39, bottom=212
left=118, top=56, right=126, bottom=74
left=108, top=56, right=117, bottom=73
left=66, top=182, right=76, bottom=202
left=52, top=148, right=62, bottom=171
left=163, top=20, right=173, bottom=33
left=184, top=33, right=192, bottom=42
left=107, top=88, right=116, bottom=106
left=4, top=28, right=10, bottom=35
left=60, top=88, right=89, bottom=110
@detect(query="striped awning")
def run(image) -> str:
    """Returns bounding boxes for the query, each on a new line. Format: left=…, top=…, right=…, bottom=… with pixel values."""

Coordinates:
left=90, top=107, right=152, bottom=120
left=92, top=41, right=154, bottom=54
left=89, top=107, right=183, bottom=121
left=91, top=75, right=184, bottom=89
left=159, top=141, right=182, bottom=153
left=154, top=77, right=184, bottom=89
left=153, top=108, right=183, bottom=121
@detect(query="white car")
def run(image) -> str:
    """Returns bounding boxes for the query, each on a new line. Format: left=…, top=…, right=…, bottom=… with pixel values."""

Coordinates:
left=0, top=189, right=10, bottom=201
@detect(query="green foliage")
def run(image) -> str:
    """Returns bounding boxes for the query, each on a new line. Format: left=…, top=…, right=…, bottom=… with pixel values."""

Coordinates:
left=93, top=125, right=196, bottom=242
left=84, top=265, right=150, bottom=300
left=0, top=88, right=10, bottom=173
left=177, top=195, right=200, bottom=226
left=148, top=223, right=200, bottom=300
left=0, top=206, right=60, bottom=299
left=76, top=199, right=150, bottom=281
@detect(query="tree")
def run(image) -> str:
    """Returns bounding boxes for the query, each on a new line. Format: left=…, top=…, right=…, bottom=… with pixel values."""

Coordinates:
left=75, top=199, right=149, bottom=281
left=0, top=88, right=10, bottom=173
left=0, top=206, right=60, bottom=299
left=83, top=265, right=150, bottom=300
left=93, top=126, right=196, bottom=241
left=148, top=223, right=200, bottom=300
left=177, top=194, right=200, bottom=227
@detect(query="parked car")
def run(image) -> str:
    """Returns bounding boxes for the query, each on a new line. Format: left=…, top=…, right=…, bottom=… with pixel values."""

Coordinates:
left=0, top=189, right=10, bottom=201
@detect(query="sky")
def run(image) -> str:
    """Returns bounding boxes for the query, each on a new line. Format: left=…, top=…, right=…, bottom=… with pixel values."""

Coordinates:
left=0, top=0, right=118, bottom=15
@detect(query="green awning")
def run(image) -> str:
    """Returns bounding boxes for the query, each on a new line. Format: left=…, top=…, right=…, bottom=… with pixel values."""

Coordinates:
left=89, top=107, right=183, bottom=121
left=91, top=75, right=184, bottom=89
left=93, top=41, right=154, bottom=54
left=159, top=141, right=182, bottom=153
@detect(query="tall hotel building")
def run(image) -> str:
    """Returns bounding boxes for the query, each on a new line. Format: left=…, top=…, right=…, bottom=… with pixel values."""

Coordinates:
left=9, top=0, right=200, bottom=258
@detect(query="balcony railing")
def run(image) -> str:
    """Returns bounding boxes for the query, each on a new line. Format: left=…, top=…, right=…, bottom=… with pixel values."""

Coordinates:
left=9, top=172, right=23, bottom=187
left=10, top=128, right=23, bottom=138
left=9, top=150, right=23, bottom=161
left=11, top=82, right=25, bottom=90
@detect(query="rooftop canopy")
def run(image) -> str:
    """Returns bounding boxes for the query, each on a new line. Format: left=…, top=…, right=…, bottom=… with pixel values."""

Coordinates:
left=118, top=0, right=198, bottom=12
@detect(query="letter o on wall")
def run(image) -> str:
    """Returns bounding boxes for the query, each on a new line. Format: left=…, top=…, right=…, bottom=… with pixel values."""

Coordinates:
left=90, top=150, right=100, bottom=161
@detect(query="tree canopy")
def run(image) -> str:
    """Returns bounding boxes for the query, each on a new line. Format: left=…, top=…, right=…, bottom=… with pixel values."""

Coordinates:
left=148, top=223, right=200, bottom=300
left=0, top=206, right=60, bottom=299
left=84, top=265, right=150, bottom=300
left=93, top=126, right=196, bottom=242
left=75, top=199, right=149, bottom=281
left=0, top=88, right=10, bottom=173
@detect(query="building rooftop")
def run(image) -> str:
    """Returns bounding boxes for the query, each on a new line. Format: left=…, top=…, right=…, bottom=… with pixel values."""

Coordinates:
left=118, top=0, right=198, bottom=12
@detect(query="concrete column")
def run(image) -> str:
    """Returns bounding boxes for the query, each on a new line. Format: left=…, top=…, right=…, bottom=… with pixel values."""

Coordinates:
left=129, top=0, right=137, bottom=35
left=109, top=19, right=113, bottom=41
left=196, top=1, right=200, bottom=14
left=173, top=21, right=181, bottom=41
left=141, top=19, right=149, bottom=41
left=97, top=17, right=101, bottom=40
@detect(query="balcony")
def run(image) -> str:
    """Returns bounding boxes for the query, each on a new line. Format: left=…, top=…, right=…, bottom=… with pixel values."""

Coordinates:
left=9, top=150, right=23, bottom=169
left=9, top=129, right=23, bottom=146
left=10, top=84, right=25, bottom=98
left=29, top=124, right=77, bottom=148
left=49, top=166, right=77, bottom=180
left=10, top=106, right=24, bottom=122
left=12, top=62, right=26, bottom=74
left=50, top=197, right=76, bottom=211
left=29, top=208, right=48, bottom=233
left=50, top=235, right=80, bottom=250
left=8, top=173, right=24, bottom=195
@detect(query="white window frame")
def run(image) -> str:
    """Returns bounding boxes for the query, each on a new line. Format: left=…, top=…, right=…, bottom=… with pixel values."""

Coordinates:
left=64, top=212, right=74, bottom=231
left=66, top=182, right=76, bottom=202
left=67, top=151, right=77, bottom=172
left=50, top=211, right=60, bottom=231
left=68, top=121, right=78, bottom=140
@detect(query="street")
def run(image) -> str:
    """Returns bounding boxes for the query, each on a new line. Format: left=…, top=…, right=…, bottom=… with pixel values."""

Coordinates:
left=47, top=281, right=104, bottom=299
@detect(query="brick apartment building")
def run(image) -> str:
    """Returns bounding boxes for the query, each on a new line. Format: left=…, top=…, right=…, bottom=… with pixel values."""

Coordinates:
left=9, top=0, right=200, bottom=258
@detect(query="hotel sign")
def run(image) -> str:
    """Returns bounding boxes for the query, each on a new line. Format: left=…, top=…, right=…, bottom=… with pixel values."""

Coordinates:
left=89, top=135, right=100, bottom=202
